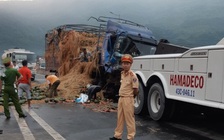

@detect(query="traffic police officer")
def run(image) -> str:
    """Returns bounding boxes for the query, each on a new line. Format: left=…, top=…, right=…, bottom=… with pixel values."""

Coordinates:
left=110, top=54, right=139, bottom=140
left=0, top=57, right=26, bottom=119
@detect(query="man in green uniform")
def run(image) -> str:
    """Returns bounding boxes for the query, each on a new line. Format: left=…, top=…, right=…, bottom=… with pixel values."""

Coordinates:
left=0, top=58, right=26, bottom=119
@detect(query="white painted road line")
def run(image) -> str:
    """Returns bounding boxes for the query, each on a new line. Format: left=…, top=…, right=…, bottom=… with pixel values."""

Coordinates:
left=23, top=106, right=66, bottom=140
left=11, top=106, right=35, bottom=140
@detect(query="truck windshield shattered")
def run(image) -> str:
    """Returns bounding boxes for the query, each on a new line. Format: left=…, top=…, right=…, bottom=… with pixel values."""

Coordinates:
left=114, top=36, right=156, bottom=57
left=93, top=17, right=157, bottom=71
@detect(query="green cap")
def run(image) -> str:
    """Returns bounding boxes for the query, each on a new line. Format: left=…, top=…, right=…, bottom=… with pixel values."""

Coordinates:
left=2, top=57, right=11, bottom=64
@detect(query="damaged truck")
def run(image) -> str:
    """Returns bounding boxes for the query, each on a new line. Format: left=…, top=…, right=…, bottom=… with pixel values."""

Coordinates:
left=89, top=16, right=188, bottom=100
left=89, top=16, right=158, bottom=99
left=44, top=16, right=188, bottom=101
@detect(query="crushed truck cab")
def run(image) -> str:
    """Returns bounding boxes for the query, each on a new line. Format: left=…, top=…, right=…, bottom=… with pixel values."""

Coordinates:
left=132, top=39, right=224, bottom=120
left=100, top=18, right=157, bottom=72
left=88, top=16, right=160, bottom=99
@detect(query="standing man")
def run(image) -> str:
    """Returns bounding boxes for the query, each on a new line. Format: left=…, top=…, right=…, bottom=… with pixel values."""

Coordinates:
left=72, top=48, right=92, bottom=62
left=12, top=60, right=19, bottom=70
left=45, top=74, right=60, bottom=98
left=110, top=54, right=139, bottom=140
left=0, top=58, right=26, bottom=119
left=18, top=60, right=32, bottom=108
left=79, top=48, right=92, bottom=62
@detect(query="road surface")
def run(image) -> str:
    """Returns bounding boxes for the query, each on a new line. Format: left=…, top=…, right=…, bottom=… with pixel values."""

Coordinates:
left=0, top=74, right=224, bottom=140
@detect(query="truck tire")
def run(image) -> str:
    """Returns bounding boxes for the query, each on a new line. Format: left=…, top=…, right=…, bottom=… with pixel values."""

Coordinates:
left=134, top=82, right=146, bottom=115
left=147, top=83, right=166, bottom=121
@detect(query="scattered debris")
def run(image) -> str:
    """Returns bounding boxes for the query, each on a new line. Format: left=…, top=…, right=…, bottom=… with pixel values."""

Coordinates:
left=82, top=100, right=117, bottom=113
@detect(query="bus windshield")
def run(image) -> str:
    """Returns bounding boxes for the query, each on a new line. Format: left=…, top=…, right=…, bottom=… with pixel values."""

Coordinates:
left=13, top=53, right=35, bottom=63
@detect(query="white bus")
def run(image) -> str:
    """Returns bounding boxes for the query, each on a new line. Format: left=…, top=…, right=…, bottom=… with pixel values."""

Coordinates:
left=2, top=48, right=36, bottom=81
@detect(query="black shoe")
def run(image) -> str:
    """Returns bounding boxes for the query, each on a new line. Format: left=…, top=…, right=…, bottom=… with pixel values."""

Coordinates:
left=109, top=137, right=122, bottom=140
left=0, top=130, right=3, bottom=134
left=6, top=116, right=11, bottom=120
left=19, top=114, right=27, bottom=118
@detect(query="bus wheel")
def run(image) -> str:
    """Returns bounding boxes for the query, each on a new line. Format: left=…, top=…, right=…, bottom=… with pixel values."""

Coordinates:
left=134, top=82, right=147, bottom=115
left=148, top=83, right=166, bottom=121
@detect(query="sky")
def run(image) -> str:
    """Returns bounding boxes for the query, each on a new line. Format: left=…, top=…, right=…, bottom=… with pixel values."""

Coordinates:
left=1, top=0, right=221, bottom=26
left=0, top=0, right=224, bottom=58
left=1, top=0, right=222, bottom=24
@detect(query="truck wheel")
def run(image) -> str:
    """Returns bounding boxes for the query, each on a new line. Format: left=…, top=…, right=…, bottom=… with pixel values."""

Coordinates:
left=134, top=82, right=147, bottom=115
left=147, top=83, right=166, bottom=121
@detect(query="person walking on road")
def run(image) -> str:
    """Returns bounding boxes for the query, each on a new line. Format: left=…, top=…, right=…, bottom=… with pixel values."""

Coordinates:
left=18, top=60, right=32, bottom=108
left=110, top=54, right=139, bottom=140
left=45, top=74, right=60, bottom=98
left=0, top=58, right=27, bottom=119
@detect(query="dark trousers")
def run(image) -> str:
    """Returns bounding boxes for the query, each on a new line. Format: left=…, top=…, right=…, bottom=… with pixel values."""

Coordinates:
left=49, top=80, right=60, bottom=98
left=3, top=86, right=24, bottom=117
left=87, top=85, right=101, bottom=100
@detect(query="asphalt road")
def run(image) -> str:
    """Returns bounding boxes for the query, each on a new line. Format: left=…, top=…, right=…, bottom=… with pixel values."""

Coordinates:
left=1, top=102, right=224, bottom=140
left=33, top=73, right=46, bottom=84
left=1, top=73, right=224, bottom=140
